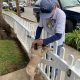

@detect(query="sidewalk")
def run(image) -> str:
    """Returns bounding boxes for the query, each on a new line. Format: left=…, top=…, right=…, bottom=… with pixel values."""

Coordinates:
left=0, top=68, right=44, bottom=80
left=64, top=45, right=80, bottom=60
left=0, top=68, right=28, bottom=80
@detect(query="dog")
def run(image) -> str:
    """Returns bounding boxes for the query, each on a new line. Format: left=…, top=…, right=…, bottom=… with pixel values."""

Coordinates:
left=26, top=46, right=53, bottom=80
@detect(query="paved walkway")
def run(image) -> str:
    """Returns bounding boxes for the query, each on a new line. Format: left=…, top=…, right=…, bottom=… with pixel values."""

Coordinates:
left=65, top=45, right=80, bottom=60
left=0, top=68, right=28, bottom=80
left=0, top=68, right=44, bottom=80
left=0, top=6, right=80, bottom=80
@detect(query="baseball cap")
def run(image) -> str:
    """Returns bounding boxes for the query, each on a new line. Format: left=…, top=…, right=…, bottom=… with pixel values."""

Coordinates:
left=40, top=0, right=57, bottom=13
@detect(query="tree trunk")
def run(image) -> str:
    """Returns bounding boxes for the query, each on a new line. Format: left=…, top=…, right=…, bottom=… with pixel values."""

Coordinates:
left=16, top=0, right=20, bottom=16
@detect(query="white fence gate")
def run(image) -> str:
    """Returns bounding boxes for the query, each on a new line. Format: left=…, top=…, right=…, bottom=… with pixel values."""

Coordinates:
left=3, top=11, right=80, bottom=80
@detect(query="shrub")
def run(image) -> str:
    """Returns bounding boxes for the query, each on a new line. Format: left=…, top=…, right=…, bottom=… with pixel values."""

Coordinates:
left=65, top=29, right=80, bottom=51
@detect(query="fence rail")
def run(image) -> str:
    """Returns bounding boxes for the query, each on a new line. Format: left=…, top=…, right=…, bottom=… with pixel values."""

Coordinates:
left=3, top=11, right=80, bottom=80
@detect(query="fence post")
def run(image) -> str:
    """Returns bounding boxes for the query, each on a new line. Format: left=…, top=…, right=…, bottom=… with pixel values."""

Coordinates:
left=64, top=55, right=74, bottom=80
left=50, top=41, right=58, bottom=80
left=56, top=47, right=65, bottom=80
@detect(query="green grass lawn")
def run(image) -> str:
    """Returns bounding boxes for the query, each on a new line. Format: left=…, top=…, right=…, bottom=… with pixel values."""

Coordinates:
left=0, top=40, right=29, bottom=75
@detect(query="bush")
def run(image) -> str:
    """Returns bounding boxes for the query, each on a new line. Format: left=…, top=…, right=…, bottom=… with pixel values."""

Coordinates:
left=65, top=29, right=80, bottom=51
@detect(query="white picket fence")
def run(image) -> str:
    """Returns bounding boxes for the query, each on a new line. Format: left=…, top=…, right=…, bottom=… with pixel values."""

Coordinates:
left=3, top=11, right=80, bottom=80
